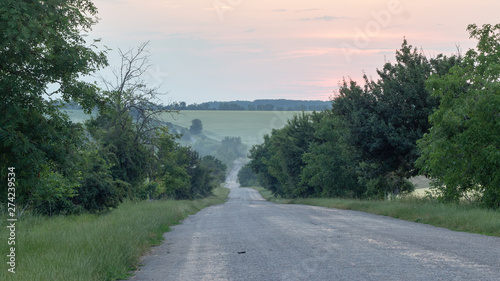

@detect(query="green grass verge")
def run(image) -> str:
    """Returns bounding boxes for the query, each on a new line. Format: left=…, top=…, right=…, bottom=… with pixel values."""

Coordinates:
left=0, top=187, right=229, bottom=281
left=250, top=186, right=500, bottom=237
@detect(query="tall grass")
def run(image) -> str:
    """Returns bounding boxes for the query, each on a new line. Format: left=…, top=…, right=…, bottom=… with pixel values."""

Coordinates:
left=251, top=186, right=500, bottom=237
left=0, top=187, right=229, bottom=281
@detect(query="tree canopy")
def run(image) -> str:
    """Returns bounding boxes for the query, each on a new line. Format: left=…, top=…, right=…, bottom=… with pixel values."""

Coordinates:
left=417, top=24, right=500, bottom=208
left=1, top=0, right=108, bottom=208
left=0, top=2, right=226, bottom=214
left=249, top=39, right=463, bottom=200
left=190, top=119, right=203, bottom=135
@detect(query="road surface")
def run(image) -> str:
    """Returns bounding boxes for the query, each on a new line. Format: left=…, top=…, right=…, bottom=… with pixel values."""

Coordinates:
left=131, top=164, right=500, bottom=280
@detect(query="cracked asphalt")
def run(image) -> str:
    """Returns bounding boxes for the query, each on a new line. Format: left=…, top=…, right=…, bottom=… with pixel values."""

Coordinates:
left=131, top=164, right=500, bottom=281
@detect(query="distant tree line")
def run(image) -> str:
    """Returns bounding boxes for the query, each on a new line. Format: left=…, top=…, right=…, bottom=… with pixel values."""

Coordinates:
left=247, top=25, right=500, bottom=209
left=164, top=99, right=332, bottom=111
left=60, top=99, right=332, bottom=112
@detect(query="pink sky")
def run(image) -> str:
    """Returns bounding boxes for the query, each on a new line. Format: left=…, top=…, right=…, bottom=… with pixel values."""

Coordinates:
left=90, top=0, right=500, bottom=104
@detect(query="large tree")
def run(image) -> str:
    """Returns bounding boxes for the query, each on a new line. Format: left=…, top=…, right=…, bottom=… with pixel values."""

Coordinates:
left=417, top=24, right=500, bottom=208
left=249, top=112, right=320, bottom=198
left=87, top=42, right=172, bottom=193
left=189, top=119, right=203, bottom=134
left=248, top=134, right=281, bottom=196
left=333, top=40, right=460, bottom=197
left=300, top=110, right=362, bottom=198
left=0, top=0, right=107, bottom=205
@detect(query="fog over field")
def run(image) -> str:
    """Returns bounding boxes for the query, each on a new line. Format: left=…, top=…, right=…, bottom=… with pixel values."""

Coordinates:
left=165, top=110, right=302, bottom=146
left=66, top=109, right=302, bottom=146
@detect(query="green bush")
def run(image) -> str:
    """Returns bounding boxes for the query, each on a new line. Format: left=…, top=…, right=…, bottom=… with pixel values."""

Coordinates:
left=75, top=174, right=119, bottom=212
left=32, top=169, right=78, bottom=216
left=238, top=164, right=259, bottom=187
left=416, top=24, right=500, bottom=208
left=143, top=181, right=167, bottom=200
left=72, top=145, right=123, bottom=212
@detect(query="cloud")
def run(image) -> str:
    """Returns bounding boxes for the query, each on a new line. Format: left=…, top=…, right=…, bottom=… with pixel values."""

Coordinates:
left=274, top=48, right=333, bottom=60
left=300, top=15, right=347, bottom=21
left=272, top=9, right=287, bottom=12
left=296, top=9, right=320, bottom=13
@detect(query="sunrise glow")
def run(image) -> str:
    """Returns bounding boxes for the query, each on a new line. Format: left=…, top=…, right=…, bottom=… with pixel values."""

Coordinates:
left=91, top=0, right=499, bottom=104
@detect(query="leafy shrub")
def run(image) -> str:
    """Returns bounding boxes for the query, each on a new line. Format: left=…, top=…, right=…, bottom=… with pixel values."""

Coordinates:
left=75, top=174, right=119, bottom=212
left=73, top=144, right=123, bottom=212
left=238, top=164, right=259, bottom=187
left=143, top=181, right=167, bottom=200
left=32, top=169, right=78, bottom=216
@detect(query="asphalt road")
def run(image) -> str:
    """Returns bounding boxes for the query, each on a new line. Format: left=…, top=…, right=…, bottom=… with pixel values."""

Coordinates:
left=131, top=165, right=500, bottom=281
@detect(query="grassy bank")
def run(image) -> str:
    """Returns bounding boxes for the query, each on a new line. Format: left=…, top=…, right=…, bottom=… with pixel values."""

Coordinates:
left=0, top=187, right=229, bottom=281
left=251, top=187, right=500, bottom=237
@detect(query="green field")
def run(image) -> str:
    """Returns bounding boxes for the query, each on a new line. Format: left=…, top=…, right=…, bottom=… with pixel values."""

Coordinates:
left=163, top=110, right=304, bottom=146
left=66, top=110, right=305, bottom=147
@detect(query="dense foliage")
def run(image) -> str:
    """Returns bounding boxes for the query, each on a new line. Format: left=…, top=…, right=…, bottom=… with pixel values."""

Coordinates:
left=0, top=1, right=226, bottom=215
left=417, top=24, right=500, bottom=208
left=166, top=99, right=332, bottom=111
left=249, top=26, right=499, bottom=208
left=331, top=40, right=461, bottom=198
left=249, top=39, right=464, bottom=200
left=0, top=0, right=107, bottom=213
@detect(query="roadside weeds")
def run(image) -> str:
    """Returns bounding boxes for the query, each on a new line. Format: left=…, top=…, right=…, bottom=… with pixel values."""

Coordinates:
left=0, top=186, right=230, bottom=281
left=250, top=186, right=500, bottom=238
